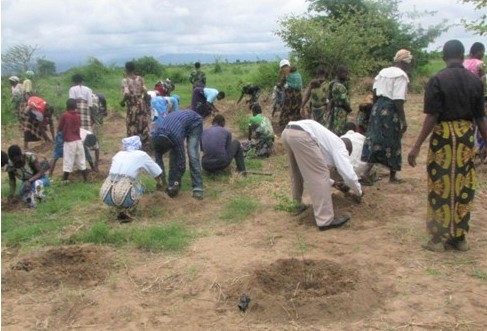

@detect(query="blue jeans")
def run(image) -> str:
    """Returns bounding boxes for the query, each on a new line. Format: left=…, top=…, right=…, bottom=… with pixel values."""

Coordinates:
left=187, top=124, right=203, bottom=192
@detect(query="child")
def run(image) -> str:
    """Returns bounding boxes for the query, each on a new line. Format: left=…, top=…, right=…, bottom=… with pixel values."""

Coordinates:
left=57, top=98, right=87, bottom=181
left=49, top=128, right=99, bottom=177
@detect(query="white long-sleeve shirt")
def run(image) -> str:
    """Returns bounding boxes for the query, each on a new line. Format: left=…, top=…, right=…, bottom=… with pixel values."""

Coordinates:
left=340, top=130, right=370, bottom=179
left=109, top=150, right=162, bottom=179
left=288, top=120, right=362, bottom=196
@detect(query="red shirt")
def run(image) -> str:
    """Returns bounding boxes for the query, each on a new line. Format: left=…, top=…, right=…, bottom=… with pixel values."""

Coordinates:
left=58, top=110, right=81, bottom=142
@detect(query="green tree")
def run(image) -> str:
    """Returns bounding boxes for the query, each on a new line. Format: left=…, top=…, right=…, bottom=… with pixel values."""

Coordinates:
left=1, top=43, right=39, bottom=75
left=461, top=0, right=486, bottom=35
left=133, top=56, right=164, bottom=77
left=36, top=58, right=56, bottom=76
left=277, top=0, right=446, bottom=77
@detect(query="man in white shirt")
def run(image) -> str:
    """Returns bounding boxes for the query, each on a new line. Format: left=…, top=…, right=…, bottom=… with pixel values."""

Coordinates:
left=281, top=120, right=362, bottom=231
left=68, top=73, right=94, bottom=131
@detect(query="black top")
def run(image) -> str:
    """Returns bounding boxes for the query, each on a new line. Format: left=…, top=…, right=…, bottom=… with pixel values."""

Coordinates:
left=424, top=63, right=484, bottom=122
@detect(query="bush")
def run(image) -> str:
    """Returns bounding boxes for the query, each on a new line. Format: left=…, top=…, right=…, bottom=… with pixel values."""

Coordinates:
left=133, top=56, right=164, bottom=77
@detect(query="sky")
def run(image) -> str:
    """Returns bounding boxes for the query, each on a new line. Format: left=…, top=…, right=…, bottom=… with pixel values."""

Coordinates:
left=1, top=0, right=485, bottom=69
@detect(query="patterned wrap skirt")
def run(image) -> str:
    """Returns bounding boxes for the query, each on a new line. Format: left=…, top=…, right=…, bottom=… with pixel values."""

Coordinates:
left=126, top=95, right=151, bottom=151
left=361, top=97, right=402, bottom=171
left=100, top=174, right=144, bottom=210
left=427, top=120, right=477, bottom=240
left=278, top=88, right=302, bottom=134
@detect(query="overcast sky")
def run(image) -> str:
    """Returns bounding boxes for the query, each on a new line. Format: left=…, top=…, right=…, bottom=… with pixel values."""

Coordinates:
left=1, top=0, right=484, bottom=67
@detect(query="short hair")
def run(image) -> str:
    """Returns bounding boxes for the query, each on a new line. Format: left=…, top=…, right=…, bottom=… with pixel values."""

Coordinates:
left=252, top=104, right=262, bottom=115
left=443, top=40, right=465, bottom=61
left=67, top=98, right=77, bottom=110
left=7, top=145, right=22, bottom=160
left=84, top=134, right=98, bottom=147
left=341, top=138, right=353, bottom=155
left=344, top=122, right=356, bottom=132
left=72, top=73, right=83, bottom=84
left=217, top=91, right=225, bottom=100
left=125, top=61, right=135, bottom=72
left=470, top=42, right=485, bottom=56
left=195, top=62, right=201, bottom=69
left=337, top=65, right=348, bottom=74
left=212, top=114, right=226, bottom=127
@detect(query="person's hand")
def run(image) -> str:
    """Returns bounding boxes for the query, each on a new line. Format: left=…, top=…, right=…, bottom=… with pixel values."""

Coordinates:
left=408, top=146, right=420, bottom=167
left=24, top=180, right=32, bottom=191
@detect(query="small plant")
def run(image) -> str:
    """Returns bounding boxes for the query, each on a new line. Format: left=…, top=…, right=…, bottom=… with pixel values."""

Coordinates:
left=273, top=192, right=301, bottom=213
left=470, top=268, right=487, bottom=280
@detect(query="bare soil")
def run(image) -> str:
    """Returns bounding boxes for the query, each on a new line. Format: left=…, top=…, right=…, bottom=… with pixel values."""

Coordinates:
left=2, top=94, right=487, bottom=330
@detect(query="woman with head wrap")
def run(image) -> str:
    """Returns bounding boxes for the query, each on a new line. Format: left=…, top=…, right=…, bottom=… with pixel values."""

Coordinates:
left=277, top=59, right=303, bottom=134
left=361, top=49, right=413, bottom=183
left=100, top=135, right=164, bottom=222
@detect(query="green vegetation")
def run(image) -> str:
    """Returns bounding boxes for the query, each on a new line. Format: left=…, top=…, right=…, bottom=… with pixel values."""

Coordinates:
left=220, top=196, right=261, bottom=223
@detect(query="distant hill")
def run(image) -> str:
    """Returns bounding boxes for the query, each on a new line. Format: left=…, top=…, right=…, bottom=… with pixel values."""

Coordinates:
left=53, top=52, right=288, bottom=73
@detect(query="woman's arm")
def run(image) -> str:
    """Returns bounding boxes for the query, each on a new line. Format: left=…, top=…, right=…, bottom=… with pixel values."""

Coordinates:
left=407, top=113, right=438, bottom=167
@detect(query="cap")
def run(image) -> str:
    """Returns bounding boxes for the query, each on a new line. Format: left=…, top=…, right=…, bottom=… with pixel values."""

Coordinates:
left=279, top=59, right=290, bottom=68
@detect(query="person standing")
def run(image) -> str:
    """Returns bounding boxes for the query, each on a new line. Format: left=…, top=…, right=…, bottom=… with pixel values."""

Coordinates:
left=201, top=114, right=246, bottom=175
left=361, top=49, right=413, bottom=183
left=68, top=73, right=94, bottom=132
left=408, top=40, right=487, bottom=252
left=120, top=61, right=151, bottom=151
left=152, top=110, right=204, bottom=200
left=281, top=119, right=362, bottom=231
left=278, top=60, right=303, bottom=134
left=58, top=99, right=87, bottom=182
left=100, top=135, right=164, bottom=222
left=301, top=66, right=330, bottom=127
left=9, top=76, right=24, bottom=120
left=329, top=65, right=353, bottom=136
left=189, top=62, right=206, bottom=90
left=22, top=71, right=34, bottom=100
left=463, top=42, right=485, bottom=78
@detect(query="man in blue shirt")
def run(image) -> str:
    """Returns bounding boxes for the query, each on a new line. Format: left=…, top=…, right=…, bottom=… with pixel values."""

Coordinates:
left=152, top=110, right=204, bottom=199
left=191, top=87, right=225, bottom=118
left=201, top=114, right=246, bottom=175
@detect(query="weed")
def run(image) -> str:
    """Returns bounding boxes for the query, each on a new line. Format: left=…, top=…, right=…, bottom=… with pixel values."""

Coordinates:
left=274, top=192, right=301, bottom=213
left=220, top=196, right=260, bottom=223
left=470, top=268, right=487, bottom=280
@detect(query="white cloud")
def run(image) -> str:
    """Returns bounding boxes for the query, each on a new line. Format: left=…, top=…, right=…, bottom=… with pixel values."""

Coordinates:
left=1, top=0, right=483, bottom=67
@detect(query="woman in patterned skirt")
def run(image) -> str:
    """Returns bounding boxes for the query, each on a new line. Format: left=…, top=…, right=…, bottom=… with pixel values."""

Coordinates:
left=121, top=61, right=151, bottom=151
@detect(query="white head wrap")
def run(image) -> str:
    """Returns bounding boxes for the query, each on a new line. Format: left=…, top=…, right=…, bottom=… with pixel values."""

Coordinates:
left=393, top=49, right=413, bottom=64
left=122, top=136, right=142, bottom=151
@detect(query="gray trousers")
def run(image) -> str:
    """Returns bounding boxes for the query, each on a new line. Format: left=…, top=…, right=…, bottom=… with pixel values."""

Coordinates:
left=281, top=128, right=334, bottom=226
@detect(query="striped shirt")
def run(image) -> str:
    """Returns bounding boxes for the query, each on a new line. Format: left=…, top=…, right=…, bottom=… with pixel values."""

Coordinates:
left=153, top=110, right=203, bottom=180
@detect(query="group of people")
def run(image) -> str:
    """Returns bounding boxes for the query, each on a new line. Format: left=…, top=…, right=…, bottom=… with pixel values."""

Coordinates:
left=4, top=40, right=486, bottom=251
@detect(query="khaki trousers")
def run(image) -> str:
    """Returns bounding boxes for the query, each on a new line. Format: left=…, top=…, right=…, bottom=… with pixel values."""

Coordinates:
left=281, top=128, right=334, bottom=226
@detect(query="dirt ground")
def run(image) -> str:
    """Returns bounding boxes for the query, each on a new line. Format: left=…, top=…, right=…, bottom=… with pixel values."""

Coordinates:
left=2, top=94, right=487, bottom=330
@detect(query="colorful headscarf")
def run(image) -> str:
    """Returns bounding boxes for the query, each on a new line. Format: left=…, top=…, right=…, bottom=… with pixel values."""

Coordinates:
left=122, top=136, right=142, bottom=151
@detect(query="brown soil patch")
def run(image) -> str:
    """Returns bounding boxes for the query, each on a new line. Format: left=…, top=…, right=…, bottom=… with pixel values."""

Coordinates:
left=221, top=258, right=380, bottom=323
left=3, top=245, right=113, bottom=293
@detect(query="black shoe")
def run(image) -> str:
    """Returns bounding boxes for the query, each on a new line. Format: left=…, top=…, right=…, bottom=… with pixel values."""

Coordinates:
left=318, top=215, right=350, bottom=231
